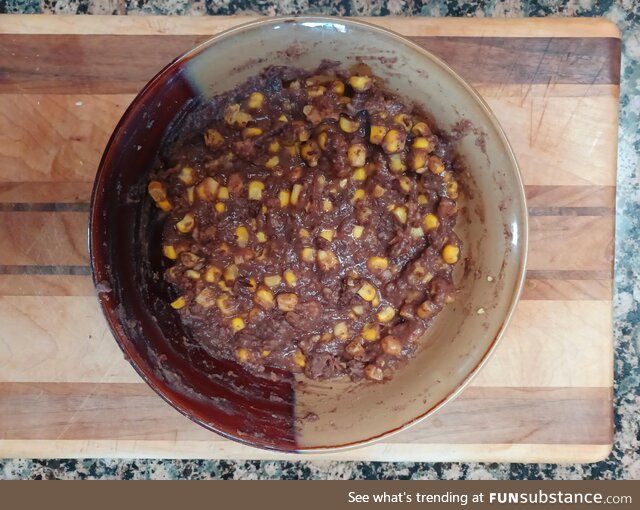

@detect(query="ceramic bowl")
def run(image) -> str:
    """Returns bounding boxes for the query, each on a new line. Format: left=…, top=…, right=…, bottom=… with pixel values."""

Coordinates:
left=90, top=16, right=528, bottom=452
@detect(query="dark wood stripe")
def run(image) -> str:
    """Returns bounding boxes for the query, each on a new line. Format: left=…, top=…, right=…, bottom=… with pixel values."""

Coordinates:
left=0, top=35, right=620, bottom=94
left=0, top=202, right=90, bottom=212
left=527, top=206, right=614, bottom=216
left=526, top=269, right=612, bottom=280
left=0, top=265, right=91, bottom=276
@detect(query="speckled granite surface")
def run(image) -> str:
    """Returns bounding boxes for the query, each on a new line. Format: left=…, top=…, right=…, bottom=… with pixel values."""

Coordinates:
left=0, top=0, right=638, bottom=480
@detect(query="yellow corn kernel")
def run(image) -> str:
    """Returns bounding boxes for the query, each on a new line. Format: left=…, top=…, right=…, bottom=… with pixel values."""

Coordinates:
left=247, top=180, right=265, bottom=201
left=163, top=245, right=177, bottom=260
left=283, top=270, right=297, bottom=287
left=301, top=140, right=320, bottom=167
left=278, top=114, right=288, bottom=123
left=398, top=176, right=412, bottom=193
left=352, top=225, right=364, bottom=239
left=388, top=153, right=406, bottom=173
left=411, top=227, right=424, bottom=238
left=368, top=185, right=384, bottom=198
left=261, top=350, right=271, bottom=357
left=279, top=189, right=291, bottom=207
left=318, top=131, right=328, bottom=151
left=170, top=296, right=186, bottom=310
left=255, top=231, right=267, bottom=243
left=370, top=125, right=387, bottom=145
left=352, top=305, right=365, bottom=316
left=416, top=300, right=436, bottom=320
left=223, top=264, right=239, bottom=283
left=412, top=121, right=431, bottom=136
left=331, top=80, right=345, bottom=95
left=176, top=213, right=195, bottom=233
left=230, top=317, right=245, bottom=333
left=392, top=206, right=407, bottom=224
left=333, top=321, right=349, bottom=340
left=235, top=348, right=250, bottom=362
left=214, top=202, right=225, bottom=213
left=291, top=184, right=303, bottom=206
left=428, top=155, right=445, bottom=175
left=196, top=176, right=219, bottom=201
left=357, top=282, right=377, bottom=302
left=235, top=226, right=249, bottom=248
left=268, top=140, right=280, bottom=154
left=247, top=91, right=264, bottom=109
left=177, top=167, right=196, bottom=186
left=447, top=181, right=459, bottom=199
left=349, top=75, right=372, bottom=91
left=320, top=229, right=335, bottom=242
left=316, top=249, right=338, bottom=271
left=156, top=199, right=172, bottom=212
left=264, top=275, right=282, bottom=287
left=204, top=266, right=221, bottom=283
left=255, top=287, right=275, bottom=309
left=264, top=155, right=280, bottom=169
left=307, top=85, right=326, bottom=98
left=381, top=335, right=402, bottom=356
left=204, top=128, right=224, bottom=148
left=193, top=288, right=215, bottom=308
left=185, top=269, right=200, bottom=280
left=382, top=129, right=404, bottom=154
left=442, top=244, right=460, bottom=264
left=339, top=178, right=348, bottom=189
left=322, top=199, right=333, bottom=212
left=362, top=323, right=380, bottom=342
left=418, top=194, right=428, bottom=205
left=377, top=306, right=396, bottom=323
left=292, top=349, right=306, bottom=368
left=352, top=188, right=366, bottom=203
left=242, top=127, right=263, bottom=138
left=352, top=167, right=367, bottom=181
left=183, top=187, right=193, bottom=206
left=301, top=247, right=316, bottom=263
left=412, top=137, right=430, bottom=150
left=339, top=116, right=359, bottom=133
left=347, top=144, right=367, bottom=167
left=148, top=180, right=167, bottom=202
left=423, top=213, right=440, bottom=231
left=394, top=113, right=412, bottom=130
left=299, top=228, right=311, bottom=238
left=277, top=293, right=298, bottom=312
left=410, top=151, right=428, bottom=172
left=367, top=256, right=389, bottom=272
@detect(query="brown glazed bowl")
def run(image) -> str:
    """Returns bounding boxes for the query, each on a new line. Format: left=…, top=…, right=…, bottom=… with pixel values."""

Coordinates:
left=90, top=17, right=527, bottom=452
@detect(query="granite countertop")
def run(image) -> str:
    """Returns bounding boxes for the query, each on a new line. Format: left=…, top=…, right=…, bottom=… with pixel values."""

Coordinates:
left=1, top=0, right=638, bottom=480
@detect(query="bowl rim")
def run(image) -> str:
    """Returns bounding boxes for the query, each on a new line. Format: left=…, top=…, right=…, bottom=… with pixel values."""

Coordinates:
left=89, top=15, right=529, bottom=454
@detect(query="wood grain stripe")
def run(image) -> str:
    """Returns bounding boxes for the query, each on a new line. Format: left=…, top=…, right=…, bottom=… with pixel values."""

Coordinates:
left=0, top=36, right=620, bottom=95
left=0, top=383, right=612, bottom=445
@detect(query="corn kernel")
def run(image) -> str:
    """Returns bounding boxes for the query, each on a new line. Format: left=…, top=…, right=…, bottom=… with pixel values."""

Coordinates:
left=268, top=140, right=280, bottom=154
left=214, top=202, right=225, bottom=213
left=299, top=228, right=311, bottom=238
left=236, top=347, right=249, bottom=362
left=362, top=323, right=380, bottom=341
left=292, top=349, right=306, bottom=367
left=394, top=113, right=412, bottom=130
left=331, top=80, right=345, bottom=94
left=353, top=167, right=367, bottom=181
left=178, top=166, right=196, bottom=185
left=279, top=190, right=291, bottom=207
left=352, top=188, right=366, bottom=203
left=156, top=200, right=172, bottom=212
left=247, top=180, right=265, bottom=201
left=148, top=180, right=167, bottom=202
left=242, top=127, right=263, bottom=138
left=196, top=177, right=219, bottom=201
left=392, top=206, right=408, bottom=224
left=388, top=153, right=406, bottom=173
left=382, top=129, right=404, bottom=154
left=235, top=226, right=249, bottom=248
left=193, top=288, right=215, bottom=308
left=416, top=300, right=436, bottom=320
left=398, top=176, right=412, bottom=193
left=176, top=213, right=195, bottom=233
left=352, top=225, right=364, bottom=239
left=231, top=317, right=246, bottom=333
left=364, top=364, right=384, bottom=381
left=352, top=305, right=365, bottom=316
left=381, top=335, right=402, bottom=356
left=163, top=245, right=177, bottom=260
left=349, top=75, right=372, bottom=91
left=301, top=140, right=320, bottom=167
left=339, top=116, right=359, bottom=133
left=410, top=150, right=428, bottom=173
left=204, top=266, right=221, bottom=283
left=247, top=91, right=264, bottom=109
left=301, top=247, right=316, bottom=262
left=322, top=199, right=333, bottom=212
left=428, top=155, right=445, bottom=175
left=412, top=121, right=431, bottom=136
left=308, top=85, right=326, bottom=98
left=320, top=229, right=335, bottom=242
left=317, top=250, right=339, bottom=271
left=333, top=321, right=349, bottom=340
left=423, top=213, right=440, bottom=231
left=345, top=340, right=364, bottom=357
left=442, top=244, right=460, bottom=264
left=264, top=155, right=280, bottom=169
left=347, top=144, right=367, bottom=167
left=357, top=282, right=377, bottom=302
left=283, top=270, right=297, bottom=287
left=447, top=181, right=459, bottom=199
left=367, top=256, right=389, bottom=272
left=411, top=227, right=424, bottom=238
left=261, top=350, right=271, bottom=357
left=255, top=231, right=266, bottom=243
left=317, top=131, right=328, bottom=150
left=223, top=264, right=239, bottom=283
left=185, top=269, right=200, bottom=280
left=412, top=137, right=430, bottom=150
left=370, top=125, right=387, bottom=145
left=170, top=296, right=186, bottom=310
left=372, top=184, right=385, bottom=198
left=277, top=114, right=288, bottom=123
left=204, top=128, right=224, bottom=148
left=264, top=275, right=282, bottom=287
left=291, top=184, right=303, bottom=205
left=377, top=306, right=396, bottom=323
left=418, top=194, right=428, bottom=205
left=255, top=288, right=275, bottom=309
left=277, top=293, right=298, bottom=312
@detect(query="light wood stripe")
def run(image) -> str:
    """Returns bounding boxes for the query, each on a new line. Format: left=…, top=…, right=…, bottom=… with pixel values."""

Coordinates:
left=0, top=15, right=621, bottom=39
left=520, top=279, right=612, bottom=301
left=0, top=297, right=612, bottom=387
left=0, top=440, right=613, bottom=463
left=0, top=383, right=611, bottom=445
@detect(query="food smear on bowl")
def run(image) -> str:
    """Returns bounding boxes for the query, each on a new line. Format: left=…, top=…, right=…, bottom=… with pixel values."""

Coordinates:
left=147, top=63, right=462, bottom=382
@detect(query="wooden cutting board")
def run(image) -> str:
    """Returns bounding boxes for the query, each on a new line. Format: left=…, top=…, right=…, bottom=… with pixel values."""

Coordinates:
left=0, top=15, right=618, bottom=463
